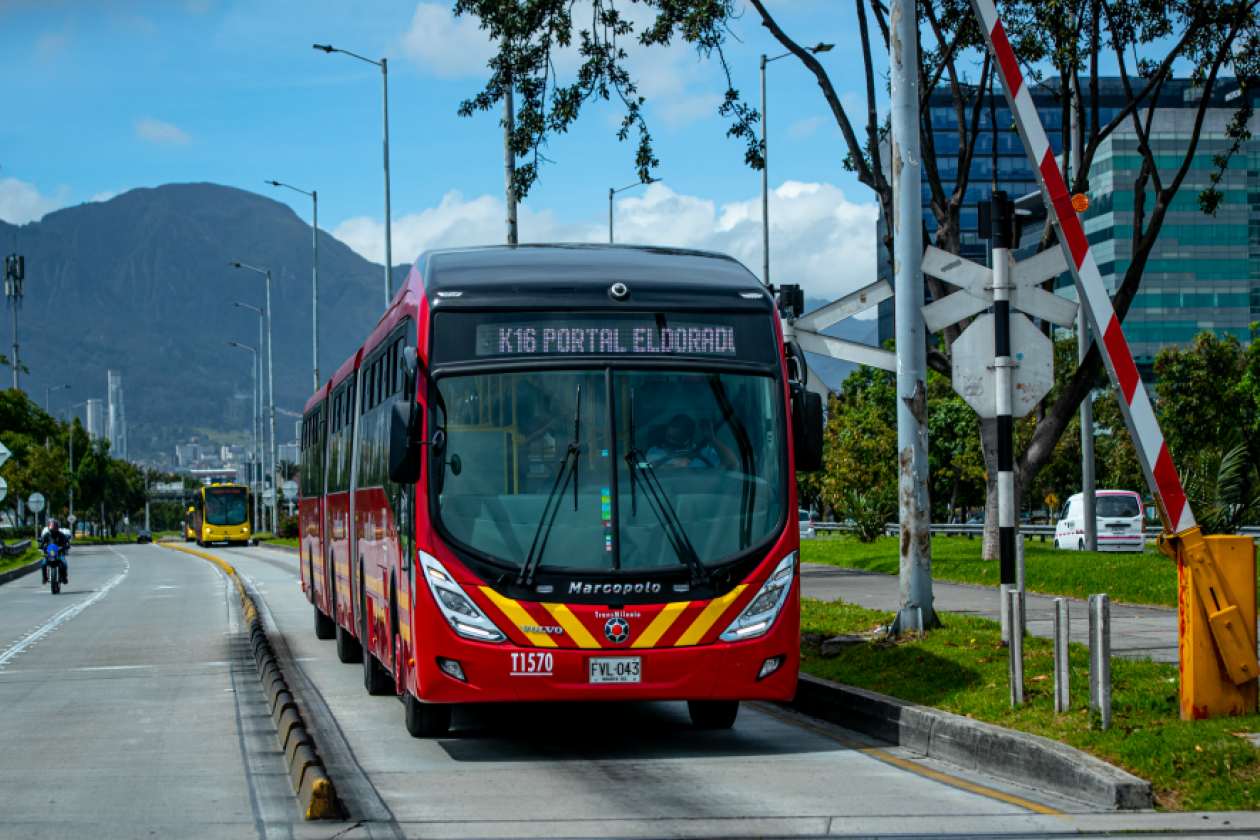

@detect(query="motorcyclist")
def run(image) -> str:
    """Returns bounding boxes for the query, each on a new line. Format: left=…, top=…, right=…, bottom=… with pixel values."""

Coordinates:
left=40, top=520, right=69, bottom=585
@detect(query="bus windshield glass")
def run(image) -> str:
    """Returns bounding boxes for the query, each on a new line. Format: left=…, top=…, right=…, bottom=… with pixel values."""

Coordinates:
left=434, top=369, right=783, bottom=571
left=205, top=489, right=249, bottom=526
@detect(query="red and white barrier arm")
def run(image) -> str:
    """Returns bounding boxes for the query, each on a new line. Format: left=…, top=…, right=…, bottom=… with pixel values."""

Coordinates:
left=967, top=0, right=1194, bottom=533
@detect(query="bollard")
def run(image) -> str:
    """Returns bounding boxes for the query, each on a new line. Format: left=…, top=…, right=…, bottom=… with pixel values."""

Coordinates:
left=1053, top=598, right=1070, bottom=713
left=1000, top=582, right=1014, bottom=646
left=1016, top=537, right=1027, bottom=637
left=1008, top=588, right=1024, bottom=706
left=1089, top=593, right=1111, bottom=730
left=1162, top=529, right=1258, bottom=720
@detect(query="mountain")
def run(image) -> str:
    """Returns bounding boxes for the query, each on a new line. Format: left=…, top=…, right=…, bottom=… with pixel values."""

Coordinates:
left=0, top=184, right=406, bottom=459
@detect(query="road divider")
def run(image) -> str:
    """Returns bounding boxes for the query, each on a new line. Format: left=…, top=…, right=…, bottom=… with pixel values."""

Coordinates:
left=161, top=543, right=340, bottom=820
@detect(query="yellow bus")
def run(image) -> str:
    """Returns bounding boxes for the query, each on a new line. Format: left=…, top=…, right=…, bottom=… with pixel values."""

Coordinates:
left=184, top=506, right=196, bottom=542
left=192, top=484, right=251, bottom=547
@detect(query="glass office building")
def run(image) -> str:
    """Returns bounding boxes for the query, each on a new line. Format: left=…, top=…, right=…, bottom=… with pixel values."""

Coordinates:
left=878, top=78, right=1250, bottom=383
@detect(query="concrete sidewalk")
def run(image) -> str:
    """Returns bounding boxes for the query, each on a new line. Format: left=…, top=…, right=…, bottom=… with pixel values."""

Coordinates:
left=801, top=563, right=1182, bottom=663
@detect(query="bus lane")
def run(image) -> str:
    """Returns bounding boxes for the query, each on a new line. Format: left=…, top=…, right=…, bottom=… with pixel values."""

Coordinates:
left=223, top=543, right=1088, bottom=839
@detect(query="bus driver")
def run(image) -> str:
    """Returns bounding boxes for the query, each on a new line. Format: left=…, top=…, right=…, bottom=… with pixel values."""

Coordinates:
left=646, top=413, right=739, bottom=471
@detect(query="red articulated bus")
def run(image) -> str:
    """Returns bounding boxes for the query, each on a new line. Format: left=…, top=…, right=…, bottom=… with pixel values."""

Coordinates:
left=299, top=244, right=822, bottom=737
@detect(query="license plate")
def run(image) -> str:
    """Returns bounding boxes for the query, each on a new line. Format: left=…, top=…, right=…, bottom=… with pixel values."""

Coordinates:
left=1110, top=526, right=1128, bottom=532
left=589, top=656, right=641, bottom=684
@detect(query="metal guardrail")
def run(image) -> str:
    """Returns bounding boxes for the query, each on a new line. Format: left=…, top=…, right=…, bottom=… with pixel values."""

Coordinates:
left=1, top=539, right=33, bottom=558
left=812, top=522, right=1164, bottom=540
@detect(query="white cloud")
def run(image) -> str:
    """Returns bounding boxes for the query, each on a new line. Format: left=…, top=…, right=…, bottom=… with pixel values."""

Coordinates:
left=0, top=178, right=67, bottom=225
left=332, top=181, right=877, bottom=301
left=787, top=116, right=823, bottom=139
left=91, top=190, right=117, bottom=203
left=398, top=2, right=498, bottom=79
left=135, top=117, right=190, bottom=147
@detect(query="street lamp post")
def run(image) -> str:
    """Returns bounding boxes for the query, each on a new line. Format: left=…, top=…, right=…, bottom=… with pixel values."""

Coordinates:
left=760, top=43, right=832, bottom=286
left=314, top=44, right=392, bottom=307
left=229, top=265, right=278, bottom=536
left=267, top=181, right=319, bottom=392
left=68, top=400, right=87, bottom=535
left=229, top=341, right=262, bottom=534
left=230, top=302, right=266, bottom=530
left=608, top=180, right=656, bottom=244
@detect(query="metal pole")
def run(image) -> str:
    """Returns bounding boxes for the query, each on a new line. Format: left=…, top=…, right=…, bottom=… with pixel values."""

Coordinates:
left=68, top=423, right=73, bottom=528
left=1089, top=593, right=1112, bottom=730
left=1008, top=588, right=1024, bottom=706
left=761, top=53, right=769, bottom=287
left=382, top=59, right=393, bottom=307
left=10, top=303, right=17, bottom=391
left=504, top=72, right=518, bottom=245
left=609, top=188, right=614, bottom=244
left=1054, top=597, right=1070, bottom=712
left=1067, top=45, right=1096, bottom=554
left=890, top=0, right=935, bottom=635
left=312, top=190, right=319, bottom=392
left=993, top=192, right=1019, bottom=646
left=265, top=271, right=278, bottom=536
left=253, top=348, right=260, bottom=533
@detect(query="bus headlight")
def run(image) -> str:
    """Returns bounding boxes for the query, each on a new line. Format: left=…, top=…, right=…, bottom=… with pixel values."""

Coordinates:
left=418, top=551, right=506, bottom=643
left=719, top=553, right=796, bottom=642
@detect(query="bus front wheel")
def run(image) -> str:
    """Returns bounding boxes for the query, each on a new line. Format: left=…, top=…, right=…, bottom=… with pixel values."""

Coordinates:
left=688, top=700, right=739, bottom=730
left=404, top=693, right=451, bottom=738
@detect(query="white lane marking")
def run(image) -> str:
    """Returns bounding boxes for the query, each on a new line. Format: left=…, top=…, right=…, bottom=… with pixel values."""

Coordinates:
left=71, top=664, right=153, bottom=671
left=0, top=554, right=130, bottom=668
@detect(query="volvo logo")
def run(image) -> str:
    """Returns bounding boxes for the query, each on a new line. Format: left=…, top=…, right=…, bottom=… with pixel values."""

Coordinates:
left=570, top=581, right=662, bottom=595
left=604, top=617, right=631, bottom=644
left=520, top=625, right=564, bottom=635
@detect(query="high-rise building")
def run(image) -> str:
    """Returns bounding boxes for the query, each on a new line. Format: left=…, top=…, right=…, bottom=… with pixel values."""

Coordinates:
left=107, top=370, right=126, bottom=460
left=876, top=77, right=1249, bottom=382
left=85, top=398, right=104, bottom=440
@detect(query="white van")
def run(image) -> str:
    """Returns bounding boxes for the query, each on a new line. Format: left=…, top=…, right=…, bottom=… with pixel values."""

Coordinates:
left=1054, top=490, right=1145, bottom=552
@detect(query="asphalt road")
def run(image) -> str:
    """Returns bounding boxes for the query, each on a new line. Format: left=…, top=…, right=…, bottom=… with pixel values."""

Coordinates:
left=0, top=541, right=1256, bottom=839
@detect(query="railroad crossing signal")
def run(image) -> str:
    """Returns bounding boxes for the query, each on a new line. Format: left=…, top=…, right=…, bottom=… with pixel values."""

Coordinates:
left=779, top=279, right=895, bottom=374
left=920, top=245, right=1078, bottom=419
left=27, top=493, right=45, bottom=513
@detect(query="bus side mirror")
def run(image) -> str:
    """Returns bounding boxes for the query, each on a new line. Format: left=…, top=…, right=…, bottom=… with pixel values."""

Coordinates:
left=792, top=386, right=824, bottom=472
left=402, top=346, right=418, bottom=379
left=389, top=403, right=422, bottom=484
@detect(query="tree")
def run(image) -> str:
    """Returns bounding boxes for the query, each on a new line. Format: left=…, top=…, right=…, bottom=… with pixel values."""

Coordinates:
left=278, top=460, right=300, bottom=481
left=457, top=0, right=1260, bottom=556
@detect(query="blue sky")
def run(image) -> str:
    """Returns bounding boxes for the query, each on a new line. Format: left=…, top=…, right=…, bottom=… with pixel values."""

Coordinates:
left=1, top=0, right=991, bottom=303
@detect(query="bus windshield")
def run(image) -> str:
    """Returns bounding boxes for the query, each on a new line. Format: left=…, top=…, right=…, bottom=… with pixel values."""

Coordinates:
left=434, top=369, right=783, bottom=572
left=205, top=489, right=249, bottom=526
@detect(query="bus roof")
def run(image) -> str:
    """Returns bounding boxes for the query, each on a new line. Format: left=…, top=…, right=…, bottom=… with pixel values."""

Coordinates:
left=415, top=244, right=770, bottom=306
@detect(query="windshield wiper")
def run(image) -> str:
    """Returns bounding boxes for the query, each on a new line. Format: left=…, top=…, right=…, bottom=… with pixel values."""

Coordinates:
left=624, top=388, right=711, bottom=588
left=516, top=385, right=582, bottom=588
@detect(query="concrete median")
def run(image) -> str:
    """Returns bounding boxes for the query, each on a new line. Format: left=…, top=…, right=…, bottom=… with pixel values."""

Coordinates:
left=161, top=542, right=342, bottom=820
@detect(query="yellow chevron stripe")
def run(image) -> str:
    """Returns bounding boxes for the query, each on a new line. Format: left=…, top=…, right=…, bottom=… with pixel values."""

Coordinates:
left=632, top=601, right=691, bottom=649
left=674, top=585, right=747, bottom=647
left=542, top=603, right=602, bottom=649
left=480, top=587, right=558, bottom=648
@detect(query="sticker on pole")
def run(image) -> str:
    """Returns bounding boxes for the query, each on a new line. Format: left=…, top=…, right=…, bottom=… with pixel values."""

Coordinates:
left=27, top=493, right=45, bottom=513
left=950, top=313, right=1053, bottom=419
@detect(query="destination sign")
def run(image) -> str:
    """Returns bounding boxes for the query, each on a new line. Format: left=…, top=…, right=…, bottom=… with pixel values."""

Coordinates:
left=476, top=322, right=737, bottom=357
left=432, top=312, right=777, bottom=366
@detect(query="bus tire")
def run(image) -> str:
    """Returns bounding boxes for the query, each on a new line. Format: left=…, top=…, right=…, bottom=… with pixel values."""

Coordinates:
left=404, top=693, right=450, bottom=738
left=314, top=605, right=336, bottom=640
left=687, top=700, right=739, bottom=730
left=364, top=652, right=394, bottom=696
left=336, top=625, right=362, bottom=664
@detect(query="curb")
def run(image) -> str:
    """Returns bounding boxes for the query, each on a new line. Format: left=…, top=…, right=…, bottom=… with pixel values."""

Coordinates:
left=254, top=541, right=300, bottom=556
left=0, top=556, right=41, bottom=587
left=161, top=543, right=341, bottom=819
left=788, top=674, right=1153, bottom=811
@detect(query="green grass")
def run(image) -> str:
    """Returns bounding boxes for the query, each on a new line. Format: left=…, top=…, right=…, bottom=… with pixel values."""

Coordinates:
left=800, top=597, right=1260, bottom=811
left=802, top=534, right=1180, bottom=607
left=0, top=547, right=41, bottom=576
left=257, top=536, right=299, bottom=548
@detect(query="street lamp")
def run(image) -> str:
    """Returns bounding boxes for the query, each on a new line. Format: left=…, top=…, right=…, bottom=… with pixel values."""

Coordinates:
left=230, top=302, right=266, bottom=533
left=608, top=179, right=657, bottom=244
left=229, top=341, right=262, bottom=534
left=267, top=181, right=320, bottom=392
left=45, top=384, right=69, bottom=414
left=760, top=42, right=832, bottom=287
left=314, top=44, right=393, bottom=308
left=229, top=263, right=278, bottom=536
left=68, top=400, right=87, bottom=535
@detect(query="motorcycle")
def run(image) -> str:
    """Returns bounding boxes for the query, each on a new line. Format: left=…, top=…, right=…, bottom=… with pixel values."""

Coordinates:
left=43, top=543, right=66, bottom=595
